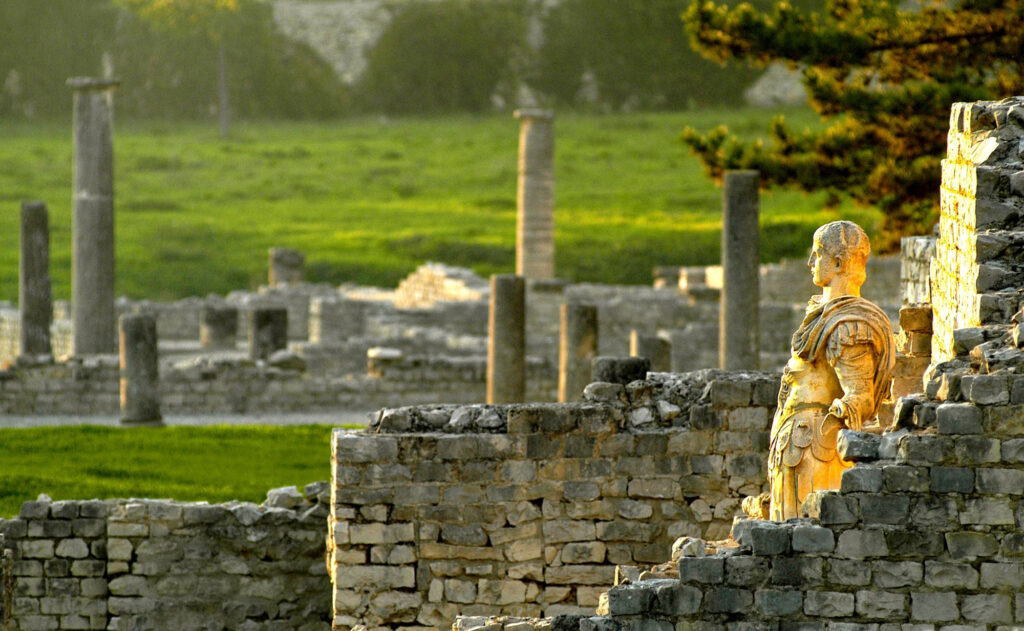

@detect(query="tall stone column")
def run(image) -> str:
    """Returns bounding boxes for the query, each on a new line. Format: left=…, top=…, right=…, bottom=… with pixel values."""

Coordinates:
left=720, top=170, right=760, bottom=370
left=630, top=330, right=670, bottom=372
left=249, top=307, right=288, bottom=361
left=515, top=109, right=555, bottom=280
left=119, top=313, right=162, bottom=426
left=68, top=77, right=119, bottom=355
left=19, top=201, right=52, bottom=358
left=487, top=274, right=526, bottom=404
left=558, top=303, right=597, bottom=402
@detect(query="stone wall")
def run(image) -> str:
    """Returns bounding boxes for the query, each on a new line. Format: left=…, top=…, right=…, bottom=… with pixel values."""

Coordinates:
left=523, top=407, right=1024, bottom=631
left=932, top=98, right=1024, bottom=362
left=328, top=370, right=780, bottom=630
left=452, top=94, right=1024, bottom=631
left=0, top=354, right=557, bottom=416
left=0, top=485, right=332, bottom=630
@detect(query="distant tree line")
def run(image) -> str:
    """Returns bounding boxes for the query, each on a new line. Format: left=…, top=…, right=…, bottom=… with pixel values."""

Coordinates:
left=0, top=0, right=765, bottom=120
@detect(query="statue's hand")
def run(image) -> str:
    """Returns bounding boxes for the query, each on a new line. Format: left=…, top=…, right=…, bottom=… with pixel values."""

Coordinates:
left=829, top=399, right=861, bottom=431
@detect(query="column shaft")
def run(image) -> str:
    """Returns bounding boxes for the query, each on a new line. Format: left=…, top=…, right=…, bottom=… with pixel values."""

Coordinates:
left=558, top=303, right=598, bottom=402
left=19, top=201, right=52, bottom=357
left=515, top=109, right=555, bottom=280
left=720, top=170, right=760, bottom=370
left=119, top=313, right=162, bottom=425
left=69, top=78, right=119, bottom=355
left=487, top=274, right=526, bottom=404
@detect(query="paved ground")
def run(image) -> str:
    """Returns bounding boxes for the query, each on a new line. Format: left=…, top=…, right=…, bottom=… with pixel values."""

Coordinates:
left=0, top=410, right=374, bottom=428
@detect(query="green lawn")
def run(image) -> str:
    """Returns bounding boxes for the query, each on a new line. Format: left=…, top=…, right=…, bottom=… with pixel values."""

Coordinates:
left=0, top=108, right=880, bottom=302
left=0, top=425, right=336, bottom=518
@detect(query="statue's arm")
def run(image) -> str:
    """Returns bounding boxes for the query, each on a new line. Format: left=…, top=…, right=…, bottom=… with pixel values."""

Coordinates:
left=826, top=321, right=879, bottom=431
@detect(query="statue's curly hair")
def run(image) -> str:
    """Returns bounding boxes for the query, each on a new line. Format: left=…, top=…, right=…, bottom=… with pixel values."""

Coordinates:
left=814, top=221, right=870, bottom=287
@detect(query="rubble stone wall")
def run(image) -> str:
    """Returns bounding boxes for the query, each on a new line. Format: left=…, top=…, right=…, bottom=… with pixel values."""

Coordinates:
left=328, top=371, right=781, bottom=630
left=0, top=487, right=332, bottom=631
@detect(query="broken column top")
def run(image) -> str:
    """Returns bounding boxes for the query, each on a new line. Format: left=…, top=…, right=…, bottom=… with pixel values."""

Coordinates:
left=514, top=108, right=554, bottom=120
left=67, top=77, right=120, bottom=91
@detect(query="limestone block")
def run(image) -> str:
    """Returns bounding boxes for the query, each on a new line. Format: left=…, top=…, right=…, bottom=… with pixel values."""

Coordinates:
left=791, top=525, right=835, bottom=553
left=544, top=565, right=615, bottom=585
left=961, top=594, right=1013, bottom=623
left=827, top=560, right=870, bottom=587
left=704, top=587, right=753, bottom=613
left=724, top=556, right=769, bottom=587
left=836, top=529, right=888, bottom=559
left=945, top=532, right=998, bottom=560
left=910, top=592, right=959, bottom=622
left=678, top=557, right=724, bottom=584
left=804, top=590, right=855, bottom=617
left=871, top=561, right=923, bottom=588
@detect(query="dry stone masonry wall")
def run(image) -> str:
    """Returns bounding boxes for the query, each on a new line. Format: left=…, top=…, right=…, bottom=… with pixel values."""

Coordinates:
left=932, top=98, right=1024, bottom=362
left=451, top=95, right=1024, bottom=631
left=0, top=355, right=555, bottom=416
left=328, top=370, right=780, bottom=630
left=0, top=484, right=332, bottom=631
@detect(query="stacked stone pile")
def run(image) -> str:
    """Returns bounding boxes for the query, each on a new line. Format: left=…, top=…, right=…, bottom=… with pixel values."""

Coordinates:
left=329, top=371, right=780, bottom=630
left=0, top=483, right=332, bottom=630
left=394, top=263, right=490, bottom=309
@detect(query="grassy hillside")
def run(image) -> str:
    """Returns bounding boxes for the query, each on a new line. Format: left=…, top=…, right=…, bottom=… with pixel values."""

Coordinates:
left=0, top=425, right=335, bottom=518
left=0, top=108, right=880, bottom=302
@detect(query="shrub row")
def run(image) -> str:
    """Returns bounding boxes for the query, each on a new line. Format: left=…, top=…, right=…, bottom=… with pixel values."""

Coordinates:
left=0, top=0, right=769, bottom=119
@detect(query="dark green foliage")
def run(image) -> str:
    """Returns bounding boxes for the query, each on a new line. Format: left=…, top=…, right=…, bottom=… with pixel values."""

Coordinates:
left=0, top=0, right=346, bottom=120
left=532, top=0, right=760, bottom=109
left=681, top=0, right=1024, bottom=248
left=356, top=0, right=527, bottom=114
left=0, top=0, right=118, bottom=118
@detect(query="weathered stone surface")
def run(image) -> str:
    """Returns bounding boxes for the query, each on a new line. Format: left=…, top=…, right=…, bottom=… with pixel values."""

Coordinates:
left=837, top=431, right=881, bottom=461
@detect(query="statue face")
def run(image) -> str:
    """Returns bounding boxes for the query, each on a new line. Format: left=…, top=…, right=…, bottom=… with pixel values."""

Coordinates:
left=807, top=238, right=840, bottom=287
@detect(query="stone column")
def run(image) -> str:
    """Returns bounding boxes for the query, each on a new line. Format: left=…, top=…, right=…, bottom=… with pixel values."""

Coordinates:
left=487, top=274, right=526, bottom=404
left=268, top=247, right=305, bottom=286
left=200, top=305, right=238, bottom=349
left=19, top=201, right=52, bottom=358
left=630, top=330, right=670, bottom=372
left=558, top=303, right=598, bottom=402
left=720, top=170, right=760, bottom=370
left=249, top=307, right=288, bottom=360
left=515, top=109, right=555, bottom=280
left=119, top=313, right=162, bottom=426
left=68, top=77, right=119, bottom=355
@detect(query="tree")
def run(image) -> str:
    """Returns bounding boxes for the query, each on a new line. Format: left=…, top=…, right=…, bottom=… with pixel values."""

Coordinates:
left=680, top=0, right=1024, bottom=247
left=114, top=0, right=246, bottom=137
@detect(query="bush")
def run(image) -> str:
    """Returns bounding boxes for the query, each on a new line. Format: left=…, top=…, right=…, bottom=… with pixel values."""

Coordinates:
left=532, top=0, right=760, bottom=109
left=356, top=0, right=528, bottom=114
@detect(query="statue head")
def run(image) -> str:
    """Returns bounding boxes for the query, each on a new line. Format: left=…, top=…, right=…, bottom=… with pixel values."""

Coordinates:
left=808, top=221, right=870, bottom=289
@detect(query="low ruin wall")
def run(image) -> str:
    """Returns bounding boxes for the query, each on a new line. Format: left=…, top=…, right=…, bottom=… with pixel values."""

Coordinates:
left=0, top=485, right=332, bottom=630
left=0, top=355, right=557, bottom=417
left=328, top=370, right=780, bottom=630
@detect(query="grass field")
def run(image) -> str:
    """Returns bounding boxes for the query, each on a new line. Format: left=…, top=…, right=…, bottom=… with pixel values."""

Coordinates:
left=0, top=425, right=336, bottom=518
left=0, top=108, right=880, bottom=302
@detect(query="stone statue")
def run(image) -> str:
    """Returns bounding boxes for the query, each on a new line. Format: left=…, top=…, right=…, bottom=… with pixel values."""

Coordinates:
left=767, top=221, right=895, bottom=520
